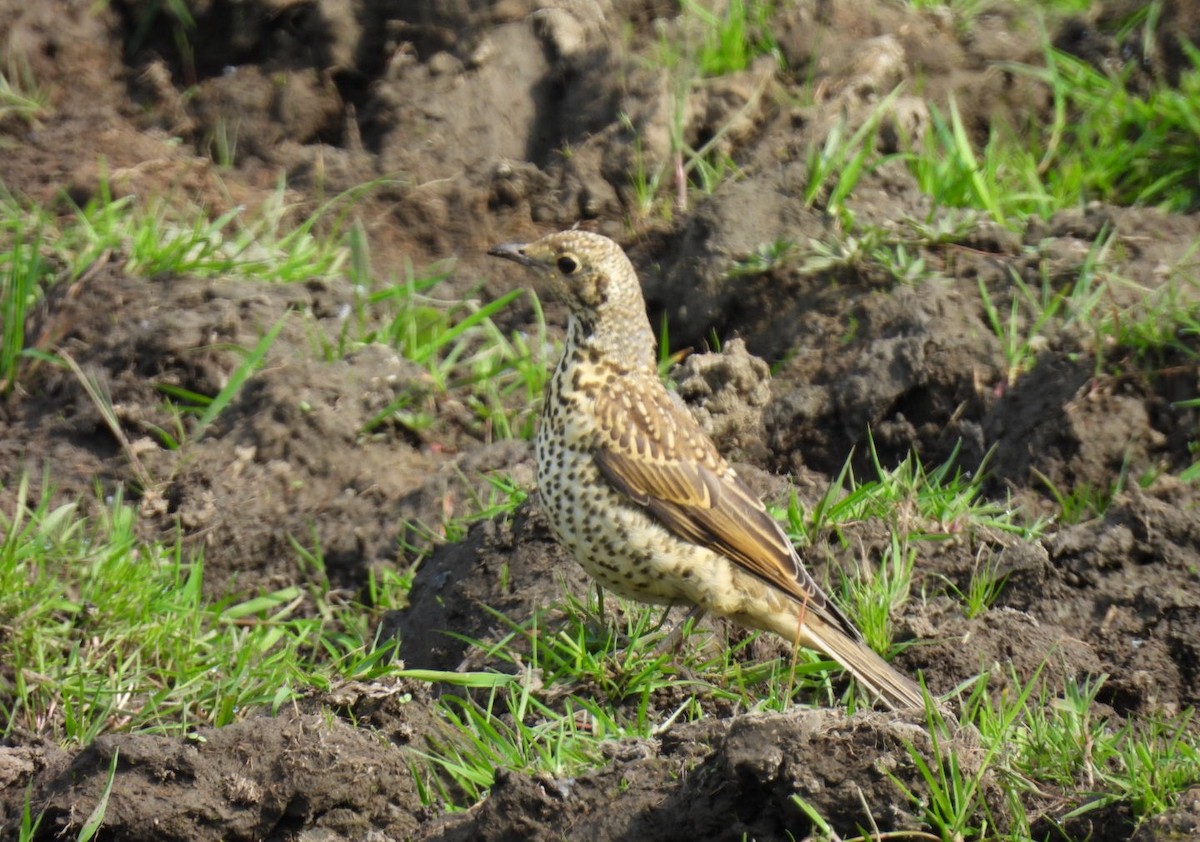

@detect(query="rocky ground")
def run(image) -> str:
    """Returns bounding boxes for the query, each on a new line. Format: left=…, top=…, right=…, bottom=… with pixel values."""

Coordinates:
left=1, top=0, right=1199, bottom=839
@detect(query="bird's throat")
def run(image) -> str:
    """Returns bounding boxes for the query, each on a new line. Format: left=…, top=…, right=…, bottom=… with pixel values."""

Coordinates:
left=563, top=312, right=656, bottom=374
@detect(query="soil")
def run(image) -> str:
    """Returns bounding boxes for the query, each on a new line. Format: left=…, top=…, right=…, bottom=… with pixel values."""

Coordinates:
left=2, top=0, right=1200, bottom=839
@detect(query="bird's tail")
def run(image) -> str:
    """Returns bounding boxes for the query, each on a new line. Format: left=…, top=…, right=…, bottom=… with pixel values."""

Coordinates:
left=802, top=614, right=925, bottom=711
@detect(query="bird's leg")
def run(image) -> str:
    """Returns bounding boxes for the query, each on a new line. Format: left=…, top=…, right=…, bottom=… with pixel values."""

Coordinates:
left=787, top=590, right=812, bottom=700
left=654, top=604, right=707, bottom=655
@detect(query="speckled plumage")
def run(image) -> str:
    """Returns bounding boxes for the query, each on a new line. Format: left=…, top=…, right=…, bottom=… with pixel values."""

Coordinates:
left=489, top=230, right=923, bottom=710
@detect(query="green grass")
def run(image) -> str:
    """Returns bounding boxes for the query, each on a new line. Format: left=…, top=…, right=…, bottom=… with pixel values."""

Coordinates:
left=0, top=170, right=370, bottom=290
left=798, top=221, right=937, bottom=286
left=1023, top=40, right=1200, bottom=214
left=795, top=667, right=1200, bottom=840
left=909, top=33, right=1200, bottom=222
left=0, top=230, right=51, bottom=397
left=413, top=596, right=702, bottom=805
left=681, top=0, right=780, bottom=78
left=353, top=262, right=551, bottom=442
left=320, top=219, right=549, bottom=443
left=943, top=552, right=1011, bottom=620
left=839, top=532, right=916, bottom=655
left=974, top=225, right=1200, bottom=390
left=968, top=671, right=1200, bottom=837
left=0, top=476, right=410, bottom=744
left=788, top=440, right=1045, bottom=547
left=805, top=89, right=902, bottom=224
left=56, top=174, right=357, bottom=283
left=411, top=583, right=896, bottom=805
left=774, top=8, right=1200, bottom=227
left=978, top=265, right=1066, bottom=387
left=0, top=174, right=359, bottom=399
left=730, top=212, right=980, bottom=291
left=78, top=751, right=118, bottom=842
left=780, top=440, right=1046, bottom=640
left=398, top=472, right=529, bottom=562
left=7, top=422, right=1199, bottom=839
left=910, top=96, right=1055, bottom=225
left=0, top=56, right=49, bottom=126
left=618, top=84, right=761, bottom=221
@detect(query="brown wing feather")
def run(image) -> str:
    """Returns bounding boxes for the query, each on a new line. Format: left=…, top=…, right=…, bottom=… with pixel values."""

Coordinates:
left=592, top=375, right=861, bottom=641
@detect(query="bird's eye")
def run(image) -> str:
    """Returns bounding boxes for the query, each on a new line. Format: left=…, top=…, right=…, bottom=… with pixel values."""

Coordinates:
left=556, top=255, right=579, bottom=275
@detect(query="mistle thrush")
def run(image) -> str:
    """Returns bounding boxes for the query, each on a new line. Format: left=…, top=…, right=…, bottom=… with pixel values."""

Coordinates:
left=489, top=230, right=924, bottom=710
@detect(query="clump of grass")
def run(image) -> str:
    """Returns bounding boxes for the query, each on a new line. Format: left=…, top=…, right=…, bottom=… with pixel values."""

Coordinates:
left=798, top=221, right=934, bottom=286
left=0, top=477, right=408, bottom=744
left=414, top=671, right=622, bottom=805
left=938, top=550, right=1011, bottom=619
left=412, top=582, right=867, bottom=805
left=56, top=174, right=360, bottom=284
left=782, top=441, right=1044, bottom=653
left=732, top=214, right=970, bottom=290
left=799, top=665, right=1200, bottom=838
left=1086, top=234, right=1200, bottom=372
left=0, top=55, right=50, bottom=126
left=411, top=595, right=695, bottom=805
left=399, top=472, right=528, bottom=558
left=978, top=265, right=1065, bottom=387
left=726, top=237, right=797, bottom=277
left=791, top=441, right=1043, bottom=548
left=974, top=221, right=1198, bottom=395
left=804, top=89, right=902, bottom=223
left=1033, top=462, right=1133, bottom=526
left=910, top=33, right=1200, bottom=224
left=0, top=171, right=366, bottom=399
left=682, top=0, right=780, bottom=77
left=0, top=229, right=52, bottom=398
left=1026, top=41, right=1200, bottom=213
left=840, top=533, right=916, bottom=655
left=910, top=96, right=1056, bottom=225
left=618, top=75, right=762, bottom=221
left=994, top=673, right=1200, bottom=829
left=352, top=259, right=551, bottom=443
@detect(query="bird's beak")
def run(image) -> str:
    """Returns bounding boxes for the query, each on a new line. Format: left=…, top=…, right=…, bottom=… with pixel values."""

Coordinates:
left=487, top=242, right=538, bottom=269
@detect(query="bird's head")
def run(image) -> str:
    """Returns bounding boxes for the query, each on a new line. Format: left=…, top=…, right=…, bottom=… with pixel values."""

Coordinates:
left=489, top=229, right=656, bottom=368
left=488, top=230, right=638, bottom=318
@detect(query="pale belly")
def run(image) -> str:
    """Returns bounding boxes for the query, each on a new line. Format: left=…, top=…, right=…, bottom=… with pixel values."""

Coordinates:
left=536, top=430, right=684, bottom=603
left=534, top=428, right=782, bottom=626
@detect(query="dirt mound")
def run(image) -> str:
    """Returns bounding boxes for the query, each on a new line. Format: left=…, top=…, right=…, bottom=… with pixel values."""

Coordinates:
left=8, top=681, right=432, bottom=841
left=428, top=709, right=992, bottom=841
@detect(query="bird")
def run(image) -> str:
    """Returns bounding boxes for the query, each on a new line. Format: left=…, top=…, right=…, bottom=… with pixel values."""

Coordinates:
left=488, top=229, right=924, bottom=710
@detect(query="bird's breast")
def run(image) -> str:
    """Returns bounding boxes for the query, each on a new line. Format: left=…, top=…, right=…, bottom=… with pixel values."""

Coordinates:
left=536, top=361, right=703, bottom=604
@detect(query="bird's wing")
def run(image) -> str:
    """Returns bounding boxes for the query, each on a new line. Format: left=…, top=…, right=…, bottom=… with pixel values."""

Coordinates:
left=591, top=374, right=861, bottom=641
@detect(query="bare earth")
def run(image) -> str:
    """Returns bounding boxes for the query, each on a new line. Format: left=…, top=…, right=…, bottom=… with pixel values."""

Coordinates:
left=2, top=0, right=1200, bottom=840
